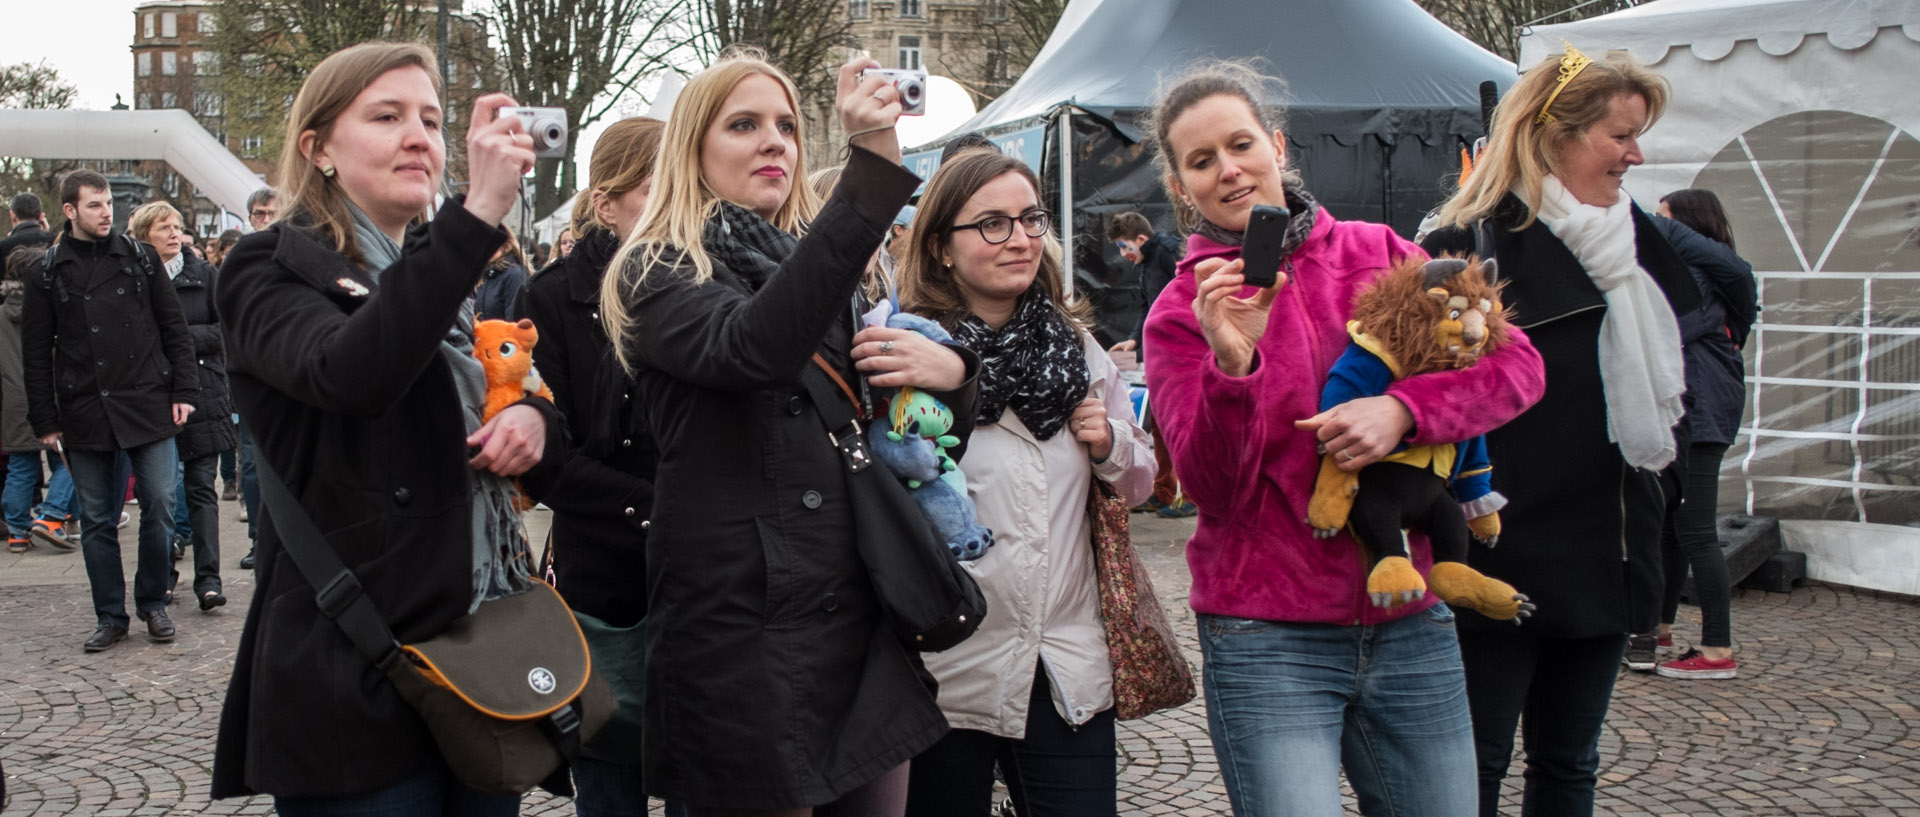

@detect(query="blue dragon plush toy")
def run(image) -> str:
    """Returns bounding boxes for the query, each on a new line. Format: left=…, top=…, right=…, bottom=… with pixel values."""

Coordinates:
left=867, top=312, right=995, bottom=561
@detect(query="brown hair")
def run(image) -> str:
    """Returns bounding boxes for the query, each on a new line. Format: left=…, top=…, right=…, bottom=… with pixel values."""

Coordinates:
left=1107, top=211, right=1151, bottom=241
left=6, top=246, right=47, bottom=284
left=1146, top=60, right=1295, bottom=232
left=59, top=170, right=109, bottom=208
left=277, top=42, right=443, bottom=265
left=573, top=116, right=665, bottom=237
left=897, top=150, right=1089, bottom=330
left=1436, top=50, right=1669, bottom=230
left=1660, top=188, right=1735, bottom=251
left=128, top=201, right=183, bottom=247
left=1350, top=257, right=1513, bottom=376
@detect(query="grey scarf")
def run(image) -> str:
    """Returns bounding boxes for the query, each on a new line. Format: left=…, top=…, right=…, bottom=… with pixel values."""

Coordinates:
left=348, top=203, right=535, bottom=611
left=1191, top=178, right=1321, bottom=256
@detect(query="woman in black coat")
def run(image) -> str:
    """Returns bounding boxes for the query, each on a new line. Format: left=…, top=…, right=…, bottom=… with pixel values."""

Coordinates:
left=131, top=199, right=237, bottom=610
left=211, top=43, right=558, bottom=815
left=515, top=115, right=666, bottom=814
left=1648, top=189, right=1756, bottom=680
left=1422, top=49, right=1699, bottom=817
left=601, top=54, right=975, bottom=816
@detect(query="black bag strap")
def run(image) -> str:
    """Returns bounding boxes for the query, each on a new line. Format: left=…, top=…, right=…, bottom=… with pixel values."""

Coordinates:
left=254, top=456, right=404, bottom=672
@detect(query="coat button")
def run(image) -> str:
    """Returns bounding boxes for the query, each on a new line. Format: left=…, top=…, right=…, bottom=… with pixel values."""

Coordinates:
left=621, top=438, right=632, bottom=448
left=640, top=519, right=650, bottom=530
left=821, top=593, right=839, bottom=612
left=392, top=487, right=413, bottom=506
left=116, top=288, right=125, bottom=295
left=623, top=507, right=636, bottom=517
left=90, top=325, right=100, bottom=333
left=802, top=490, right=822, bottom=509
left=787, top=396, right=803, bottom=415
left=100, top=390, right=109, bottom=397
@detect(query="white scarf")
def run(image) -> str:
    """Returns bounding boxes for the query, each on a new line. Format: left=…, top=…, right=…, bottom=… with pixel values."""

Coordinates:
left=1529, top=175, right=1686, bottom=470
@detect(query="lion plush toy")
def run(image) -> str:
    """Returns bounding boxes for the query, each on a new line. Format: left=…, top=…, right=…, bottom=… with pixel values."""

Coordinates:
left=474, top=318, right=554, bottom=511
left=1303, top=257, right=1532, bottom=622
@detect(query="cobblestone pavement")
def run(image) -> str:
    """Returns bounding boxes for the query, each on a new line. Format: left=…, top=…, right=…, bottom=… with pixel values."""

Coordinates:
left=2, top=500, right=1917, bottom=815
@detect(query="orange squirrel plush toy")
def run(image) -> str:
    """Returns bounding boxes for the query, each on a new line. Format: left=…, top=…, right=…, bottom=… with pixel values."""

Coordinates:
left=473, top=318, right=554, bottom=511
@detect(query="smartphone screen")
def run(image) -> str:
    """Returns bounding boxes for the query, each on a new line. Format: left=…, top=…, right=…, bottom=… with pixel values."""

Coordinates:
left=1238, top=204, right=1289, bottom=289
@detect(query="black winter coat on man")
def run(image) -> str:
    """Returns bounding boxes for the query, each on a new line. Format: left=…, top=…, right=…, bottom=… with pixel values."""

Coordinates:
left=515, top=228, right=657, bottom=631
left=24, top=226, right=199, bottom=452
left=621, top=148, right=969, bottom=809
left=0, top=221, right=55, bottom=264
left=1423, top=195, right=1700, bottom=638
left=169, top=252, right=237, bottom=461
left=210, top=203, right=565, bottom=799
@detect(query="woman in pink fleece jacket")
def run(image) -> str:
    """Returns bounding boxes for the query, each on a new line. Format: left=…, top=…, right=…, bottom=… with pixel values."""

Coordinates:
left=1141, top=62, right=1546, bottom=816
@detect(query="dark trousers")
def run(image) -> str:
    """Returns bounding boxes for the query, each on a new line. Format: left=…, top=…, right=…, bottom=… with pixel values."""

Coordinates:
left=686, top=764, right=908, bottom=817
left=68, top=439, right=177, bottom=629
left=905, top=663, right=1118, bottom=817
left=1351, top=462, right=1468, bottom=564
left=1660, top=442, right=1733, bottom=647
left=239, top=420, right=260, bottom=542
left=167, top=454, right=221, bottom=596
left=275, top=758, right=518, bottom=816
left=1459, top=628, right=1626, bottom=817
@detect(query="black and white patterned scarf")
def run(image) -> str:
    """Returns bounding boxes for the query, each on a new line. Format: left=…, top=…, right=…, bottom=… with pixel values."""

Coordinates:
left=950, top=294, right=1089, bottom=441
left=1191, top=177, right=1321, bottom=255
left=703, top=200, right=797, bottom=290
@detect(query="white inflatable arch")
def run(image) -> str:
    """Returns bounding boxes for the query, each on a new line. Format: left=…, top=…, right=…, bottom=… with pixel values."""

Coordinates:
left=0, top=108, right=263, bottom=215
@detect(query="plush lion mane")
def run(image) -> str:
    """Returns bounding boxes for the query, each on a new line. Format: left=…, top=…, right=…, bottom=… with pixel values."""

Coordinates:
left=1349, top=255, right=1514, bottom=376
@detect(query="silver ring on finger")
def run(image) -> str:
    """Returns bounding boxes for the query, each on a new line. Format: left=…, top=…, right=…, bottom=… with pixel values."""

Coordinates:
left=878, top=340, right=895, bottom=354
left=873, top=91, right=888, bottom=102
left=1339, top=450, right=1354, bottom=461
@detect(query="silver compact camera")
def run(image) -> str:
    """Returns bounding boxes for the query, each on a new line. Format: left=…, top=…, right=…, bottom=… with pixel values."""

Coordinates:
left=501, top=106, right=569, bottom=159
left=859, top=68, right=927, bottom=116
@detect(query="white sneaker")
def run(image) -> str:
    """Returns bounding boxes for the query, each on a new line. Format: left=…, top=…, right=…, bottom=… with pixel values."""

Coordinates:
left=116, top=511, right=131, bottom=529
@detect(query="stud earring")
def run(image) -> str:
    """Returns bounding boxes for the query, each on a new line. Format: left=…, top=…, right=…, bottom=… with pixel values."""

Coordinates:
left=320, top=164, right=335, bottom=178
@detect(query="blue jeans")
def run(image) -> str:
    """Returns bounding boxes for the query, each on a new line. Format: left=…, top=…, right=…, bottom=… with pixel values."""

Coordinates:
left=68, top=440, right=178, bottom=629
left=172, top=460, right=191, bottom=536
left=274, top=760, right=519, bottom=816
left=1458, top=629, right=1626, bottom=817
left=906, top=661, right=1117, bottom=817
left=1198, top=605, right=1478, bottom=817
left=4, top=452, right=72, bottom=534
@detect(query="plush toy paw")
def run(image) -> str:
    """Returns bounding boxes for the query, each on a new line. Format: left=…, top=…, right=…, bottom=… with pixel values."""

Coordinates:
left=1467, top=512, right=1502, bottom=547
left=950, top=527, right=993, bottom=561
left=1367, top=556, right=1427, bottom=608
left=1428, top=561, right=1534, bottom=622
left=1306, top=454, right=1360, bottom=538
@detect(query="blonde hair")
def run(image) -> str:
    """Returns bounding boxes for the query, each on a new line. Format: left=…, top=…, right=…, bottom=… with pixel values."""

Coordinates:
left=277, top=42, right=443, bottom=265
left=1436, top=50, right=1669, bottom=230
left=897, top=150, right=1089, bottom=330
left=572, top=116, right=666, bottom=237
left=128, top=201, right=183, bottom=247
left=601, top=51, right=822, bottom=372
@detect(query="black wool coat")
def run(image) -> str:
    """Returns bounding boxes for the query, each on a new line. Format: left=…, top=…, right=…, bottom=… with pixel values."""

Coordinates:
left=516, top=228, right=657, bottom=628
left=23, top=227, right=199, bottom=451
left=1423, top=195, right=1700, bottom=639
left=210, top=203, right=566, bottom=800
left=0, top=222, right=55, bottom=263
left=1651, top=216, right=1755, bottom=447
left=168, top=252, right=237, bottom=461
left=623, top=148, right=965, bottom=809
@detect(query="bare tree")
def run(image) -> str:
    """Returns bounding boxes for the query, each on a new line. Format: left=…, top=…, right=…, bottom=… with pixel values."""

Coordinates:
left=698, top=0, right=858, bottom=162
left=487, top=0, right=699, bottom=216
left=1416, top=0, right=1644, bottom=62
left=0, top=62, right=81, bottom=207
left=942, top=0, right=1065, bottom=104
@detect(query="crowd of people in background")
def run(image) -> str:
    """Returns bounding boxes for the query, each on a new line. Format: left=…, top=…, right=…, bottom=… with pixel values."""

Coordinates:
left=0, top=32, right=1763, bottom=817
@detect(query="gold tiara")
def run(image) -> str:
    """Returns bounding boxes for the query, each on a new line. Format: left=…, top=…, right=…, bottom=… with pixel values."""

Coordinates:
left=1535, top=42, right=1594, bottom=125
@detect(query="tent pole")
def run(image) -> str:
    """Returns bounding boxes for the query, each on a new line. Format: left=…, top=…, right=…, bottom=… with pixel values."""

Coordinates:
left=1058, top=107, right=1074, bottom=294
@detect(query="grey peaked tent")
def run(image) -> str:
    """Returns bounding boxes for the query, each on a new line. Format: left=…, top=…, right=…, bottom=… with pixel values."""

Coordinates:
left=908, top=0, right=1516, bottom=340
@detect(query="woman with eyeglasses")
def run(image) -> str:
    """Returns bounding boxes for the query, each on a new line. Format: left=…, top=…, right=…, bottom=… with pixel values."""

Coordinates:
left=897, top=150, right=1155, bottom=817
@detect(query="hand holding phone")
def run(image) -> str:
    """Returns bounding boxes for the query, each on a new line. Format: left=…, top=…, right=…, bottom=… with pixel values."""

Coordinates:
left=1238, top=204, right=1290, bottom=289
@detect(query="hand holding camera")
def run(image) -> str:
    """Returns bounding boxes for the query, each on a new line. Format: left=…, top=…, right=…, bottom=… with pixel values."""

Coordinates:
left=836, top=55, right=905, bottom=163
left=463, top=93, right=539, bottom=227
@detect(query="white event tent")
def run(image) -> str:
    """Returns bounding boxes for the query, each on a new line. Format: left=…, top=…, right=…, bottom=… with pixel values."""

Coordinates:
left=1522, top=0, right=1920, bottom=592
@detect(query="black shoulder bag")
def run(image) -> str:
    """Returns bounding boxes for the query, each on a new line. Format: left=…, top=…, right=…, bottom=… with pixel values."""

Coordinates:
left=802, top=354, right=987, bottom=652
left=256, top=457, right=612, bottom=795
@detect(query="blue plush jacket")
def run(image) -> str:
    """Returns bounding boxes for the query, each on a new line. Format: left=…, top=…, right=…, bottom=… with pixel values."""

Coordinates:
left=1319, top=323, right=1495, bottom=505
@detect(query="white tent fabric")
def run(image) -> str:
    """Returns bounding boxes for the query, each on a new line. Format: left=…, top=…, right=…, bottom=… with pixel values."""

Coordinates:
left=0, top=108, right=265, bottom=215
left=1522, top=0, right=1920, bottom=591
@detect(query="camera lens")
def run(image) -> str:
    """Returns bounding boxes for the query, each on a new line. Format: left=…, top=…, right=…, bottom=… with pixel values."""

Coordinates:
left=902, top=81, right=923, bottom=103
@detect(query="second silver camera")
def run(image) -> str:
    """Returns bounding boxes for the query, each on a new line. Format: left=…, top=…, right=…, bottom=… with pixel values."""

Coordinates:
left=859, top=69, right=928, bottom=116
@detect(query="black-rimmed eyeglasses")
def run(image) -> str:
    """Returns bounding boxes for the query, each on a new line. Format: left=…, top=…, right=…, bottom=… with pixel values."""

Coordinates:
left=950, top=210, right=1052, bottom=245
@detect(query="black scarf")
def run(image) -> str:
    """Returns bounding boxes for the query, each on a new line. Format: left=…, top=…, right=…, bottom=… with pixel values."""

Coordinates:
left=703, top=200, right=797, bottom=291
left=1191, top=178, right=1321, bottom=256
left=950, top=294, right=1089, bottom=441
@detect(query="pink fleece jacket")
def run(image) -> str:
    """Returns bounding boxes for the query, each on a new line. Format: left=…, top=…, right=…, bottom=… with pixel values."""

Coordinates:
left=1143, top=211, right=1546, bottom=625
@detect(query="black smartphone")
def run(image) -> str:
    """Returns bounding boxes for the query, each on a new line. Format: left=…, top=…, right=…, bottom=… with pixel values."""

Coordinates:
left=1238, top=204, right=1290, bottom=289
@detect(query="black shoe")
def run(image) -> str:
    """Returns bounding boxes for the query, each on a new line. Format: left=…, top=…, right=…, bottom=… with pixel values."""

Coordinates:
left=139, top=609, right=176, bottom=642
left=1624, top=633, right=1658, bottom=672
left=198, top=588, right=227, bottom=612
left=239, top=547, right=255, bottom=570
left=170, top=534, right=188, bottom=562
left=83, top=624, right=128, bottom=652
left=222, top=482, right=239, bottom=502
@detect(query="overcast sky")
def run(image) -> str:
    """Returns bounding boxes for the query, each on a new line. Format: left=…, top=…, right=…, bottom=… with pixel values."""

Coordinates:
left=5, top=0, right=143, bottom=110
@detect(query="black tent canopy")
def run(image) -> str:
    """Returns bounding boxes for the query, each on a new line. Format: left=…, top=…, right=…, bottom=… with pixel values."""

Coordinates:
left=915, top=0, right=1515, bottom=342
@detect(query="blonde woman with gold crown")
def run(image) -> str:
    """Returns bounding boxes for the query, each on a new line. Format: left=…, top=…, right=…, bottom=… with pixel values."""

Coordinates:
left=1423, top=45, right=1700, bottom=817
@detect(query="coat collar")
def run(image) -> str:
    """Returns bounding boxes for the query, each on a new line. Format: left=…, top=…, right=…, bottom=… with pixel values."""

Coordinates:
left=268, top=220, right=379, bottom=302
left=1488, top=195, right=1700, bottom=328
left=563, top=229, right=621, bottom=305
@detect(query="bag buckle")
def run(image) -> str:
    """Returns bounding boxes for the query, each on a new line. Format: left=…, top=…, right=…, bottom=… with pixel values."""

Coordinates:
left=315, top=571, right=365, bottom=620
left=828, top=422, right=872, bottom=473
